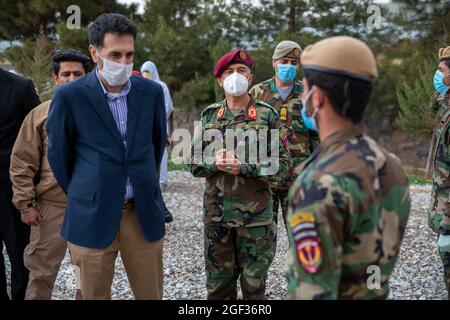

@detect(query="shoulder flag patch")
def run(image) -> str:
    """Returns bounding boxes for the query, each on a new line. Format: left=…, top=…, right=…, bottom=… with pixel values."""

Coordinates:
left=217, top=106, right=225, bottom=120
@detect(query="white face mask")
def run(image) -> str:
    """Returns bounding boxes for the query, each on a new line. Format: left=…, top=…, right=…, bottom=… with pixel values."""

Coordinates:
left=223, top=72, right=249, bottom=97
left=97, top=50, right=133, bottom=87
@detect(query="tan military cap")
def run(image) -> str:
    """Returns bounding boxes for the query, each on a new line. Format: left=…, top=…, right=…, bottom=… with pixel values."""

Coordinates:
left=301, top=36, right=378, bottom=81
left=439, top=46, right=450, bottom=61
left=273, top=40, right=302, bottom=60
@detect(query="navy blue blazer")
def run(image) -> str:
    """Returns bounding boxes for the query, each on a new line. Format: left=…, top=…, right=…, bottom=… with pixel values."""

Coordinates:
left=46, top=72, right=167, bottom=249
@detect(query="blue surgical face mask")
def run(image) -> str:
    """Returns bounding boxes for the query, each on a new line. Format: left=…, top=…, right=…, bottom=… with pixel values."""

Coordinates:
left=301, top=89, right=318, bottom=132
left=434, top=70, right=450, bottom=96
left=276, top=64, right=297, bottom=83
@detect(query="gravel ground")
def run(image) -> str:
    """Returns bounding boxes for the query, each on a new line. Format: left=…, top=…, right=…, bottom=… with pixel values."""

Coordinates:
left=2, top=171, right=448, bottom=300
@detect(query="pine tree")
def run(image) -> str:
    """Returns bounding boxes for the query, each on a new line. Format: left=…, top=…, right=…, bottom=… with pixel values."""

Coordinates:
left=396, top=60, right=435, bottom=138
left=11, top=32, right=53, bottom=97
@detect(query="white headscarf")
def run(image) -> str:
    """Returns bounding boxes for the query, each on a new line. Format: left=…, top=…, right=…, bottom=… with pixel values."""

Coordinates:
left=141, top=60, right=173, bottom=120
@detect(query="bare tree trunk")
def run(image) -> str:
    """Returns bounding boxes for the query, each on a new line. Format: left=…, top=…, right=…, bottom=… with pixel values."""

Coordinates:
left=425, top=129, right=436, bottom=178
left=288, top=0, right=296, bottom=33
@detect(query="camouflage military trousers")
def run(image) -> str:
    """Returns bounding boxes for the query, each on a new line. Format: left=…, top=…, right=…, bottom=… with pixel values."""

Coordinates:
left=204, top=222, right=276, bottom=300
left=429, top=213, right=450, bottom=298
left=272, top=188, right=289, bottom=227
left=438, top=244, right=450, bottom=299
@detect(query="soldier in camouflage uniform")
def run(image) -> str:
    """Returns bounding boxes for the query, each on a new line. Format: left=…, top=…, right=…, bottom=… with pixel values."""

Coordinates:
left=430, top=91, right=450, bottom=124
left=286, top=37, right=411, bottom=299
left=250, top=41, right=319, bottom=227
left=189, top=49, right=289, bottom=299
left=428, top=46, right=450, bottom=298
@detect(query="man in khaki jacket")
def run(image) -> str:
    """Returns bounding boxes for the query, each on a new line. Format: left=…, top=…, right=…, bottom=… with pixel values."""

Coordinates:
left=9, top=49, right=90, bottom=300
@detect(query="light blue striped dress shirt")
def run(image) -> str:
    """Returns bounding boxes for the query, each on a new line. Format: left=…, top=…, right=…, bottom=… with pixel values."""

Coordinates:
left=95, top=68, right=133, bottom=200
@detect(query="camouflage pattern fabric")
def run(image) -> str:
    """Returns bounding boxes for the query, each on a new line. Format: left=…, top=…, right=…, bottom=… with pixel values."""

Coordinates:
left=250, top=78, right=319, bottom=191
left=286, top=127, right=411, bottom=299
left=190, top=98, right=289, bottom=228
left=439, top=249, right=450, bottom=297
left=429, top=95, right=450, bottom=233
left=250, top=78, right=319, bottom=223
left=204, top=222, right=277, bottom=299
left=190, top=97, right=289, bottom=300
left=430, top=92, right=450, bottom=125
left=429, top=94, right=450, bottom=298
left=272, top=188, right=289, bottom=226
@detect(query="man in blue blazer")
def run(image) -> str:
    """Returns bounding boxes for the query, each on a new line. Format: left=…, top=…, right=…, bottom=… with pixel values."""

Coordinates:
left=46, top=13, right=167, bottom=300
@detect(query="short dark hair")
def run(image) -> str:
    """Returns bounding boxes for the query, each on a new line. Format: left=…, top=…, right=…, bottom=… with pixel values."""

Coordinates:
left=89, top=13, right=137, bottom=48
left=53, top=49, right=91, bottom=75
left=304, top=70, right=373, bottom=124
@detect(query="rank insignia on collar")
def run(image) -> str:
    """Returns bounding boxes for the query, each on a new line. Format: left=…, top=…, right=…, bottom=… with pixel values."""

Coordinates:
left=280, top=106, right=287, bottom=121
left=217, top=106, right=225, bottom=120
left=289, top=212, right=322, bottom=274
left=248, top=105, right=257, bottom=120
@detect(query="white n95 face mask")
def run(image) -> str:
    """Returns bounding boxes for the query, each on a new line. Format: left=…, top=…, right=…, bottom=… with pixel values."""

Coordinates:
left=223, top=72, right=249, bottom=97
left=97, top=50, right=133, bottom=87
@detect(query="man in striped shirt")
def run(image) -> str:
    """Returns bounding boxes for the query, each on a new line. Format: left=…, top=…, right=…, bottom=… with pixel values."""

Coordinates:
left=46, top=13, right=167, bottom=300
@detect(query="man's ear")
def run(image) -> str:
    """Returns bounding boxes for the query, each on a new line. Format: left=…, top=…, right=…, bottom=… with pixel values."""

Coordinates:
left=311, top=85, right=325, bottom=110
left=52, top=74, right=58, bottom=86
left=248, top=73, right=253, bottom=87
left=272, top=59, right=277, bottom=70
left=217, top=78, right=223, bottom=87
left=89, top=45, right=99, bottom=64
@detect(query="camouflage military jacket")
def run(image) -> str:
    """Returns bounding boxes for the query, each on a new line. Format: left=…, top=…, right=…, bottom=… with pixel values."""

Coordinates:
left=190, top=98, right=289, bottom=227
left=429, top=100, right=450, bottom=235
left=286, top=127, right=411, bottom=299
left=430, top=92, right=450, bottom=124
left=250, top=77, right=320, bottom=190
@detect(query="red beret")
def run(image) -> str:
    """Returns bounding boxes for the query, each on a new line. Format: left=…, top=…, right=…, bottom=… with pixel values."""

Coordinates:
left=213, top=49, right=253, bottom=78
left=132, top=70, right=142, bottom=76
